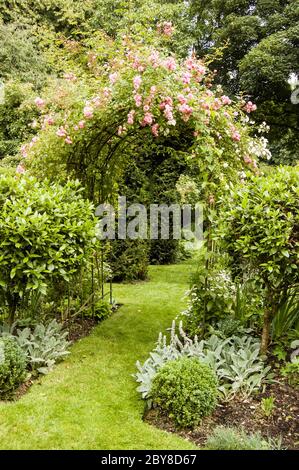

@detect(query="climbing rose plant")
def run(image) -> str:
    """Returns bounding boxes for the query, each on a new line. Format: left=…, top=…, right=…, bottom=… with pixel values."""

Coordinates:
left=19, top=36, right=269, bottom=204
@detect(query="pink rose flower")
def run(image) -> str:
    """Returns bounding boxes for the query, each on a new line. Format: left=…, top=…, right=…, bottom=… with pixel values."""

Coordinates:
left=65, top=136, right=73, bottom=145
left=221, top=95, right=232, bottom=105
left=109, top=73, right=118, bottom=85
left=92, top=96, right=101, bottom=107
left=157, top=21, right=174, bottom=37
left=79, top=120, right=85, bottom=129
left=182, top=72, right=192, bottom=84
left=34, top=97, right=45, bottom=108
left=164, top=57, right=177, bottom=71
left=20, top=145, right=28, bottom=158
left=244, top=155, right=252, bottom=164
left=127, top=110, right=135, bottom=125
left=141, top=112, right=154, bottom=126
left=134, top=94, right=142, bottom=107
left=56, top=127, right=67, bottom=138
left=213, top=98, right=222, bottom=110
left=84, top=106, right=94, bottom=119
left=178, top=94, right=187, bottom=105
left=44, top=116, right=55, bottom=126
left=133, top=75, right=142, bottom=90
left=232, top=131, right=241, bottom=142
left=151, top=124, right=159, bottom=137
left=16, top=164, right=26, bottom=174
left=149, top=51, right=160, bottom=68
left=178, top=104, right=193, bottom=121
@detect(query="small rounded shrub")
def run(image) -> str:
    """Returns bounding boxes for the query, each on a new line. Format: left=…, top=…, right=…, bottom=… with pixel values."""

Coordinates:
left=0, top=336, right=27, bottom=399
left=151, top=357, right=218, bottom=428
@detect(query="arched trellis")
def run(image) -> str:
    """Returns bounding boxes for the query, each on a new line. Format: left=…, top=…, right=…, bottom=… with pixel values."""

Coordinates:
left=21, top=40, right=265, bottom=324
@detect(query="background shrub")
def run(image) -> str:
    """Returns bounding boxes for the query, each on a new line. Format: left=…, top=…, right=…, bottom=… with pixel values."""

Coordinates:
left=151, top=357, right=218, bottom=428
left=0, top=335, right=27, bottom=399
left=109, top=239, right=149, bottom=282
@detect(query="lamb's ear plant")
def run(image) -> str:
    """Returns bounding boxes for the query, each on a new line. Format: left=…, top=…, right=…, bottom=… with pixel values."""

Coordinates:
left=205, top=426, right=280, bottom=450
left=15, top=319, right=71, bottom=375
left=135, top=321, right=271, bottom=406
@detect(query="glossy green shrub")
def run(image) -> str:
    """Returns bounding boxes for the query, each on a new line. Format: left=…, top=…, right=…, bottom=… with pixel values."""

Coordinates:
left=218, top=167, right=299, bottom=353
left=0, top=336, right=27, bottom=399
left=151, top=357, right=218, bottom=428
left=0, top=175, right=97, bottom=323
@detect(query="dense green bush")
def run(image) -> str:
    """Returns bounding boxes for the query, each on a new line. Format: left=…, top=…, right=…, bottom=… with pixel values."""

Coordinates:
left=109, top=239, right=149, bottom=282
left=218, top=167, right=299, bottom=353
left=0, top=335, right=27, bottom=398
left=0, top=175, right=97, bottom=323
left=83, top=299, right=112, bottom=322
left=205, top=426, right=276, bottom=450
left=182, top=247, right=264, bottom=336
left=151, top=357, right=218, bottom=428
left=0, top=80, right=38, bottom=161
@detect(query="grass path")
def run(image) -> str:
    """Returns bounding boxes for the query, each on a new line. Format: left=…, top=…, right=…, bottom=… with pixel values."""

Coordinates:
left=0, top=263, right=197, bottom=450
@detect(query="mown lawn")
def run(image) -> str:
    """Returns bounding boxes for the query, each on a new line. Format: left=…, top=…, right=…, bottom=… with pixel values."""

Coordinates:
left=0, top=263, right=197, bottom=450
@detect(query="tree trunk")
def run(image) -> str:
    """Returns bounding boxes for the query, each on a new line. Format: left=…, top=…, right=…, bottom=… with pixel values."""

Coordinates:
left=260, top=306, right=271, bottom=355
left=7, top=293, right=17, bottom=326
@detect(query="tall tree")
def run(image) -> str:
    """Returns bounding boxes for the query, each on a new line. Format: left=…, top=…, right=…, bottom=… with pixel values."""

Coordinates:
left=189, top=0, right=299, bottom=163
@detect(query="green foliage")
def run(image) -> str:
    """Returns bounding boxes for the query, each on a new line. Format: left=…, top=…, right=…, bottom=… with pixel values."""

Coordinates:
left=0, top=175, right=97, bottom=323
left=182, top=250, right=263, bottom=336
left=136, top=322, right=271, bottom=404
left=189, top=0, right=299, bottom=163
left=271, top=290, right=299, bottom=340
left=151, top=357, right=218, bottom=428
left=0, top=80, right=37, bottom=160
left=212, top=318, right=248, bottom=338
left=260, top=396, right=275, bottom=418
left=205, top=426, right=275, bottom=450
left=281, top=359, right=299, bottom=387
left=281, top=341, right=299, bottom=386
left=0, top=335, right=27, bottom=399
left=109, top=240, right=149, bottom=282
left=0, top=22, right=48, bottom=85
left=218, top=166, right=299, bottom=352
left=83, top=299, right=112, bottom=322
left=14, top=320, right=70, bottom=375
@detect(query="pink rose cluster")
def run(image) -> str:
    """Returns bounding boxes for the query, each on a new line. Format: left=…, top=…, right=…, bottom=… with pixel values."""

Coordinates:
left=244, top=101, right=257, bottom=113
left=133, top=75, right=142, bottom=90
left=159, top=97, right=176, bottom=126
left=56, top=126, right=72, bottom=144
left=34, top=97, right=45, bottom=108
left=184, top=57, right=206, bottom=82
left=16, top=163, right=26, bottom=175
